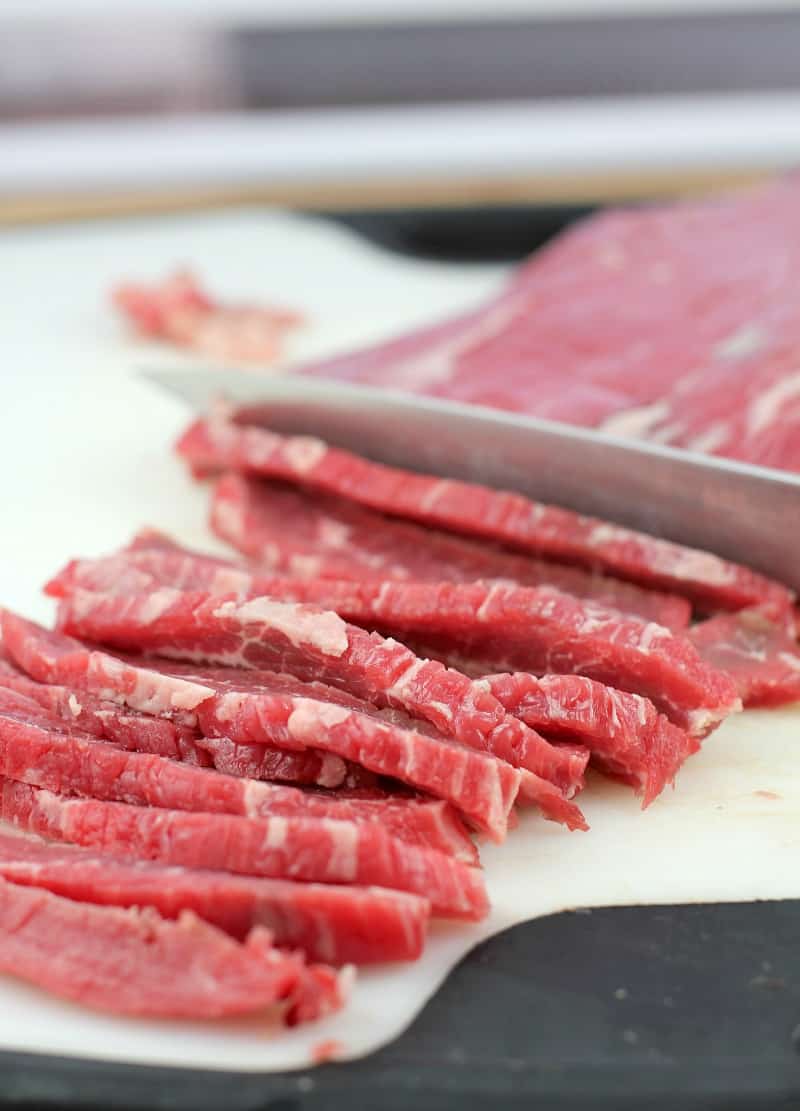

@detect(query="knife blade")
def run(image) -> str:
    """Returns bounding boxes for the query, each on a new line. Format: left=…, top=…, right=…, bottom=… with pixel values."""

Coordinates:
left=142, top=367, right=800, bottom=592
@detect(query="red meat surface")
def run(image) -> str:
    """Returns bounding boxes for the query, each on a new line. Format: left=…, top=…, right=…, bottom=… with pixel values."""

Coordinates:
left=175, top=407, right=792, bottom=617
left=292, top=178, right=800, bottom=473
left=0, top=778, right=488, bottom=920
left=207, top=474, right=692, bottom=631
left=48, top=551, right=738, bottom=738
left=486, top=672, right=700, bottom=805
left=113, top=268, right=303, bottom=365
left=53, top=589, right=589, bottom=811
left=0, top=610, right=357, bottom=789
left=0, top=872, right=345, bottom=1021
left=0, top=830, right=428, bottom=964
left=2, top=609, right=519, bottom=841
left=0, top=693, right=475, bottom=861
left=689, top=609, right=800, bottom=708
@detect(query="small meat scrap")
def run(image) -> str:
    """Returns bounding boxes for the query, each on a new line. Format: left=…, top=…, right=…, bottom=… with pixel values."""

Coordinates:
left=0, top=873, right=346, bottom=1020
left=112, top=268, right=304, bottom=365
left=485, top=673, right=700, bottom=805
left=208, top=473, right=692, bottom=630
left=175, top=406, right=793, bottom=617
left=0, top=778, right=488, bottom=920
left=689, top=609, right=800, bottom=707
left=0, top=830, right=430, bottom=964
left=53, top=588, right=589, bottom=811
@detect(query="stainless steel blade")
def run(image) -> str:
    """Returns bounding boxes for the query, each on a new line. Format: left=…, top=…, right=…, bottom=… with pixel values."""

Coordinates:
left=143, top=367, right=800, bottom=592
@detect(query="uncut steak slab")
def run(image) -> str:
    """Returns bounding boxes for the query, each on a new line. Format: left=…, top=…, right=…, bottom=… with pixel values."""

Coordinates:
left=604, top=346, right=800, bottom=472
left=0, top=778, right=488, bottom=920
left=0, top=693, right=476, bottom=861
left=0, top=831, right=429, bottom=964
left=0, top=873, right=345, bottom=1021
left=291, top=178, right=800, bottom=474
left=53, top=589, right=589, bottom=803
left=485, top=672, right=699, bottom=805
left=689, top=610, right=800, bottom=708
left=1, top=610, right=525, bottom=840
left=207, top=474, right=692, bottom=630
left=176, top=407, right=792, bottom=617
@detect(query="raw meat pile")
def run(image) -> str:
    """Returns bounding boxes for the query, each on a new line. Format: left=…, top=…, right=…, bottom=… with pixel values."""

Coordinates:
left=113, top=269, right=304, bottom=365
left=293, top=177, right=800, bottom=473
left=2, top=399, right=797, bottom=1026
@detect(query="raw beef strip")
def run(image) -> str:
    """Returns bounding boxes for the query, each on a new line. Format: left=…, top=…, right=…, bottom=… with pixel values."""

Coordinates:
left=54, top=587, right=589, bottom=803
left=485, top=673, right=700, bottom=805
left=0, top=873, right=346, bottom=1020
left=393, top=599, right=742, bottom=737
left=175, top=407, right=792, bottom=616
left=113, top=268, right=304, bottom=365
left=1, top=610, right=524, bottom=839
left=207, top=474, right=692, bottom=630
left=194, top=694, right=524, bottom=839
left=45, top=535, right=685, bottom=639
left=0, top=610, right=353, bottom=789
left=0, top=831, right=429, bottom=964
left=127, top=658, right=525, bottom=841
left=292, top=178, right=800, bottom=475
left=689, top=610, right=800, bottom=708
left=44, top=547, right=694, bottom=671
left=0, top=779, right=488, bottom=920
left=0, top=699, right=476, bottom=861
left=0, top=661, right=364, bottom=787
left=57, top=579, right=737, bottom=738
left=0, top=654, right=191, bottom=757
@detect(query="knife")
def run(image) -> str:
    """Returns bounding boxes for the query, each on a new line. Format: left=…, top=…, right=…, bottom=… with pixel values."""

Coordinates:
left=143, top=368, right=800, bottom=593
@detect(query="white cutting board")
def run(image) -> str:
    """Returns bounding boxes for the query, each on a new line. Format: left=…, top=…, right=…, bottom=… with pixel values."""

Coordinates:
left=0, top=209, right=798, bottom=1074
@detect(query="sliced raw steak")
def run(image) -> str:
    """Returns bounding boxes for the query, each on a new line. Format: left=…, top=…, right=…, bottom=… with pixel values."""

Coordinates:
left=175, top=407, right=792, bottom=616
left=0, top=654, right=192, bottom=758
left=0, top=653, right=367, bottom=789
left=689, top=610, right=800, bottom=708
left=0, top=873, right=345, bottom=1020
left=207, top=474, right=692, bottom=630
left=55, top=587, right=589, bottom=809
left=0, top=831, right=429, bottom=964
left=0, top=611, right=356, bottom=789
left=129, top=658, right=527, bottom=841
left=0, top=779, right=488, bottom=920
left=48, top=531, right=692, bottom=635
left=485, top=672, right=700, bottom=805
left=0, top=697, right=476, bottom=861
left=57, top=579, right=736, bottom=738
left=195, top=692, right=525, bottom=839
left=1, top=610, right=526, bottom=839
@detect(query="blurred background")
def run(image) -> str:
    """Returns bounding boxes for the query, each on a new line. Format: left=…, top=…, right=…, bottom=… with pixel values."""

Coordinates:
left=3, top=0, right=800, bottom=229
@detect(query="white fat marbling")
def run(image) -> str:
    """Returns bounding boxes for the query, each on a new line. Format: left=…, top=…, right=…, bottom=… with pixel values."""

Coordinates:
left=214, top=597, right=349, bottom=658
